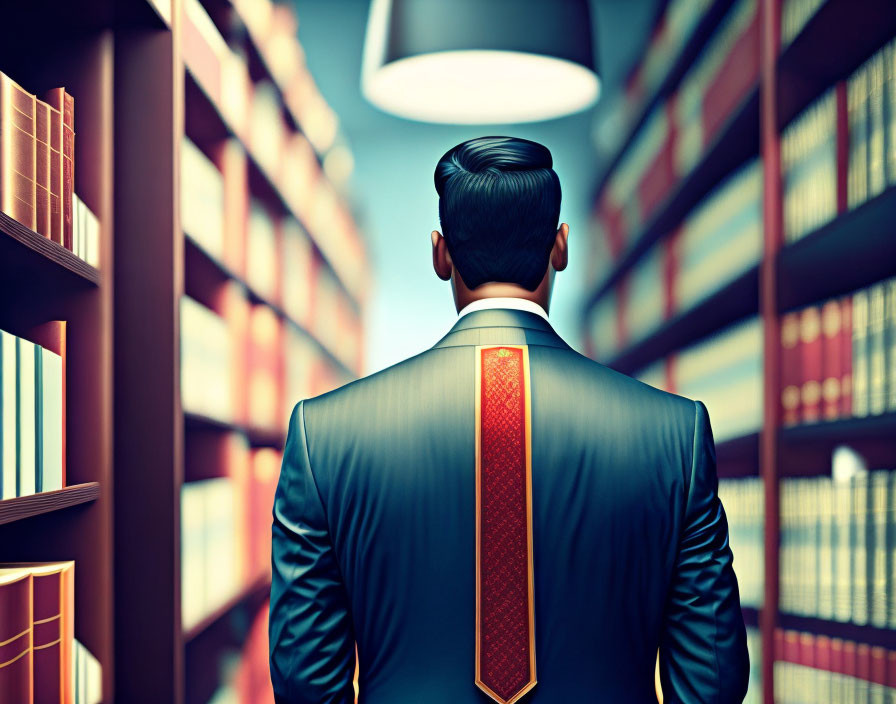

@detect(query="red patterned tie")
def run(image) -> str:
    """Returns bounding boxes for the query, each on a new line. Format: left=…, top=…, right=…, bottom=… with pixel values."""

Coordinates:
left=475, top=345, right=536, bottom=703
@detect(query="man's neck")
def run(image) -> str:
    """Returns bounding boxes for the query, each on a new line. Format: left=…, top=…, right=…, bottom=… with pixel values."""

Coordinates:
left=457, top=296, right=549, bottom=321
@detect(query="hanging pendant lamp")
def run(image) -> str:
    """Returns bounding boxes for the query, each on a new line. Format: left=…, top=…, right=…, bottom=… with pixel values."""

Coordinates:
left=361, top=0, right=600, bottom=124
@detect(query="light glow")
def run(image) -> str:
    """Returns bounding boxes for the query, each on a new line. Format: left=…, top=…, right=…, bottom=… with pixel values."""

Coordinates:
left=362, top=49, right=600, bottom=124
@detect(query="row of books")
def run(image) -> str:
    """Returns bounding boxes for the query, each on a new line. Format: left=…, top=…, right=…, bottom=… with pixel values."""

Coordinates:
left=0, top=562, right=99, bottom=703
left=848, top=38, right=896, bottom=210
left=181, top=136, right=363, bottom=372
left=588, top=158, right=762, bottom=356
left=780, top=276, right=896, bottom=427
left=596, top=0, right=759, bottom=259
left=180, top=293, right=354, bottom=431
left=781, top=86, right=836, bottom=243
left=182, top=0, right=367, bottom=303
left=718, top=477, right=764, bottom=608
left=780, top=470, right=896, bottom=628
left=780, top=0, right=826, bottom=47
left=207, top=603, right=275, bottom=704
left=774, top=629, right=896, bottom=702
left=181, top=443, right=280, bottom=631
left=633, top=316, right=764, bottom=442
left=782, top=37, right=896, bottom=246
left=610, top=0, right=714, bottom=145
left=0, top=328, right=63, bottom=500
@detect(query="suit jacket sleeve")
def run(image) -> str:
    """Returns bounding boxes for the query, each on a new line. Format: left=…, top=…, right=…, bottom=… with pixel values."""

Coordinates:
left=659, top=399, right=750, bottom=703
left=269, top=400, right=356, bottom=704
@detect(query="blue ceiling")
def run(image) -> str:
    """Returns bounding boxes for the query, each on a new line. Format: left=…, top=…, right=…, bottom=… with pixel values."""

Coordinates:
left=291, top=0, right=661, bottom=373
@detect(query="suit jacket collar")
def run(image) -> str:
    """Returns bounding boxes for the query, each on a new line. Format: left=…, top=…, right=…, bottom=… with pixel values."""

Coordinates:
left=432, top=308, right=573, bottom=351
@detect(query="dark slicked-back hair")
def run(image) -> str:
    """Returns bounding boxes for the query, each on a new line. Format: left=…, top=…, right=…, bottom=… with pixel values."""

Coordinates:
left=434, top=136, right=561, bottom=291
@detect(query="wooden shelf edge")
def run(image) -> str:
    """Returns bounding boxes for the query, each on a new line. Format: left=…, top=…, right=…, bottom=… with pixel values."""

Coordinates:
left=607, top=264, right=759, bottom=375
left=779, top=411, right=896, bottom=444
left=0, top=482, right=101, bottom=526
left=776, top=186, right=896, bottom=312
left=183, top=572, right=271, bottom=643
left=0, top=212, right=100, bottom=287
left=586, top=85, right=761, bottom=313
left=184, top=410, right=287, bottom=449
left=778, top=613, right=896, bottom=649
left=594, top=0, right=736, bottom=198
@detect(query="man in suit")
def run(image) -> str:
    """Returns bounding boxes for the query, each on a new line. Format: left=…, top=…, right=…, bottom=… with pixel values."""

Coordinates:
left=269, top=136, right=750, bottom=703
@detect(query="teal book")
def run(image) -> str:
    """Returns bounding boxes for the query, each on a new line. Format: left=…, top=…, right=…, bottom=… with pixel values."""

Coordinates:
left=15, top=336, right=36, bottom=497
left=1, top=330, right=16, bottom=499
left=39, top=346, right=63, bottom=492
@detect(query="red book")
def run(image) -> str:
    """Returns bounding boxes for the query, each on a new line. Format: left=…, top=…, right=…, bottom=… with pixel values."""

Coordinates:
left=888, top=650, right=896, bottom=691
left=857, top=643, right=871, bottom=683
left=799, top=632, right=815, bottom=669
left=830, top=637, right=844, bottom=678
left=842, top=640, right=857, bottom=680
left=870, top=647, right=887, bottom=687
left=44, top=97, right=63, bottom=245
left=815, top=634, right=831, bottom=672
left=29, top=562, right=74, bottom=704
left=34, top=100, right=51, bottom=239
left=0, top=570, right=33, bottom=703
left=780, top=312, right=801, bottom=426
left=821, top=299, right=843, bottom=420
left=840, top=295, right=853, bottom=417
left=701, top=7, right=759, bottom=142
left=43, top=88, right=74, bottom=251
left=799, top=304, right=823, bottom=423
left=1, top=73, right=37, bottom=230
left=784, top=630, right=800, bottom=664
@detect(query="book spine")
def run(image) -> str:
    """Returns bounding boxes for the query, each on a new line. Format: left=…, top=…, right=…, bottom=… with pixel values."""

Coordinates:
left=62, top=91, right=74, bottom=252
left=868, top=282, right=887, bottom=415
left=781, top=312, right=801, bottom=426
left=889, top=470, right=896, bottom=629
left=818, top=477, right=835, bottom=620
left=1, top=330, right=16, bottom=499
left=799, top=304, right=823, bottom=423
left=887, top=39, right=896, bottom=185
left=833, top=475, right=852, bottom=622
left=40, top=347, right=63, bottom=492
left=45, top=101, right=62, bottom=245
left=870, top=471, right=888, bottom=628
left=853, top=289, right=870, bottom=417
left=886, top=278, right=896, bottom=412
left=1, top=74, right=37, bottom=229
left=821, top=299, right=842, bottom=420
left=852, top=472, right=870, bottom=626
left=868, top=51, right=886, bottom=198
left=15, top=337, right=36, bottom=497
left=31, top=569, right=64, bottom=704
left=848, top=65, right=869, bottom=209
left=34, top=99, right=51, bottom=239
left=0, top=572, right=33, bottom=703
left=840, top=295, right=853, bottom=417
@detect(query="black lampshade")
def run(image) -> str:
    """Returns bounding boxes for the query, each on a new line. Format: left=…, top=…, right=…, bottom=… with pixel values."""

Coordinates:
left=361, top=0, right=601, bottom=124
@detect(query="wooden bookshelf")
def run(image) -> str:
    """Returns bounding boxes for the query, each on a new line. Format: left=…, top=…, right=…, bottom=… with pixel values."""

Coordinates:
left=0, top=3, right=115, bottom=699
left=582, top=0, right=896, bottom=701
left=0, top=483, right=100, bottom=526
left=113, top=0, right=368, bottom=701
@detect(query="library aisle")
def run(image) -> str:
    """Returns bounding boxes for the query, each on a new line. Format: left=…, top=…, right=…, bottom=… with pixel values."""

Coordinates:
left=0, top=0, right=894, bottom=702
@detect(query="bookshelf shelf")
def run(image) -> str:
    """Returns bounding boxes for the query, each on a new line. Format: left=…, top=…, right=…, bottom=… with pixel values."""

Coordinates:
left=586, top=85, right=760, bottom=313
left=594, top=0, right=736, bottom=198
left=777, top=614, right=895, bottom=649
left=183, top=573, right=272, bottom=644
left=742, top=606, right=760, bottom=628
left=780, top=412, right=896, bottom=443
left=776, top=186, right=896, bottom=313
left=716, top=432, right=761, bottom=477
left=776, top=0, right=896, bottom=130
left=607, top=265, right=759, bottom=375
left=0, top=483, right=100, bottom=526
left=0, top=211, right=100, bottom=301
left=184, top=411, right=286, bottom=449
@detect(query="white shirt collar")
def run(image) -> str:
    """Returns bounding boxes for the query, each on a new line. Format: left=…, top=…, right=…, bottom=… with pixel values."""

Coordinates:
left=456, top=296, right=550, bottom=321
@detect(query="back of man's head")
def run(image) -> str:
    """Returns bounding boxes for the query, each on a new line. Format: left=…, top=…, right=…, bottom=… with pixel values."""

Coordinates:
left=434, top=136, right=562, bottom=292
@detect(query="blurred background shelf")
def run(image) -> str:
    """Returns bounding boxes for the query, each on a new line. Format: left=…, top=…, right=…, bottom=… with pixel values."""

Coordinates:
left=184, top=573, right=272, bottom=644
left=586, top=85, right=760, bottom=312
left=0, top=483, right=100, bottom=526
left=776, top=0, right=896, bottom=129
left=184, top=411, right=286, bottom=449
left=777, top=614, right=896, bottom=650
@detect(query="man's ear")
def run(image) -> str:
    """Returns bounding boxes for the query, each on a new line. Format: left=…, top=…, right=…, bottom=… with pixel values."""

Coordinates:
left=551, top=223, right=569, bottom=272
left=432, top=230, right=452, bottom=281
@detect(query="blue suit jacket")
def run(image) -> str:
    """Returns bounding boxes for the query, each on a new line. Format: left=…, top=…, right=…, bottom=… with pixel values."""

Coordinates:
left=269, top=308, right=749, bottom=703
